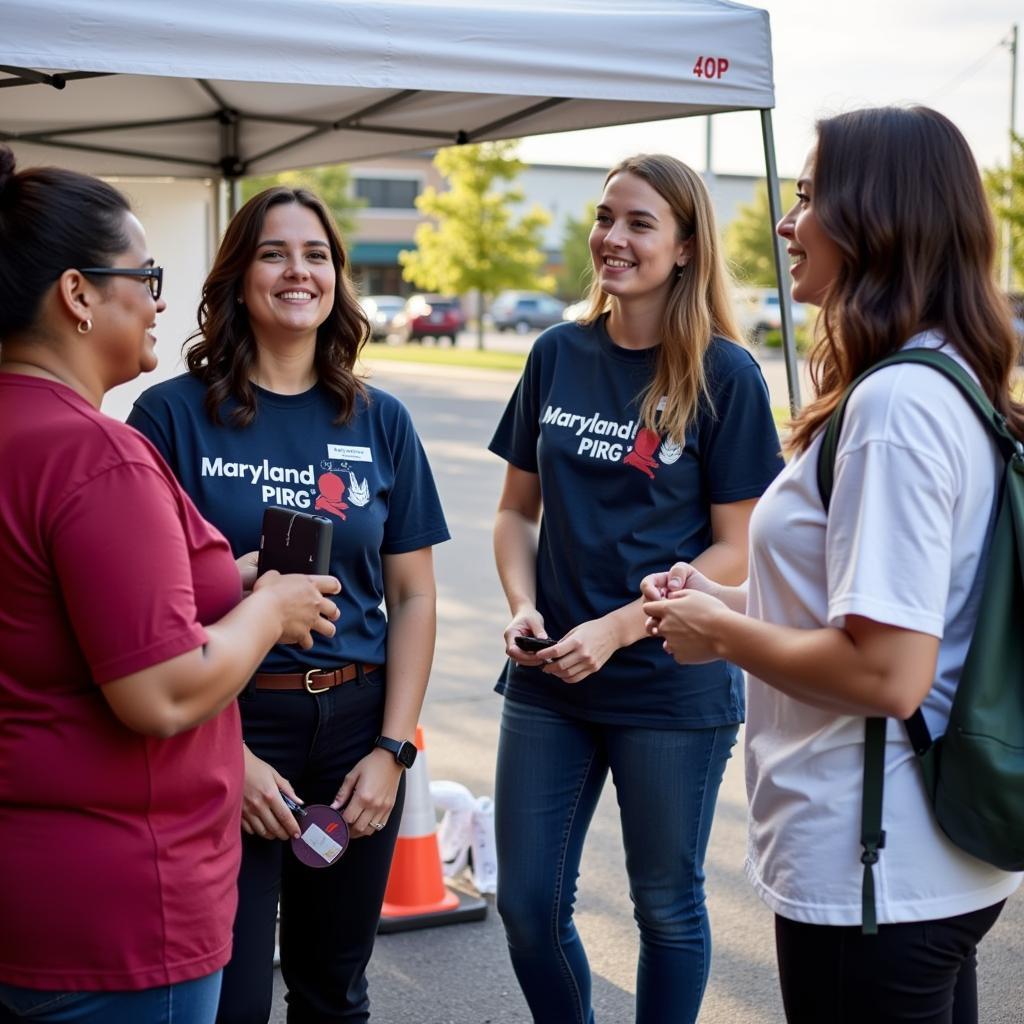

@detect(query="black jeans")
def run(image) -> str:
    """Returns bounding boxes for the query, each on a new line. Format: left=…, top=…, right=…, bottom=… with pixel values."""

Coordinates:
left=775, top=901, right=1005, bottom=1024
left=216, top=667, right=404, bottom=1024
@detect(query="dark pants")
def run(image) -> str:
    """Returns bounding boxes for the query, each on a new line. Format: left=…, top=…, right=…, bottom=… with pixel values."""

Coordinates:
left=216, top=667, right=404, bottom=1024
left=775, top=901, right=1005, bottom=1024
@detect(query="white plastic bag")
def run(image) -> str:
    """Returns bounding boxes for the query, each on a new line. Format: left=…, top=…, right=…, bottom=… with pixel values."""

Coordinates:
left=429, top=782, right=498, bottom=893
left=430, top=780, right=475, bottom=877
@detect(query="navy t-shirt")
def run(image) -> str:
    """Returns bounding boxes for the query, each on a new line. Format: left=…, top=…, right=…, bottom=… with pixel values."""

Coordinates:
left=128, top=373, right=450, bottom=673
left=489, top=316, right=784, bottom=727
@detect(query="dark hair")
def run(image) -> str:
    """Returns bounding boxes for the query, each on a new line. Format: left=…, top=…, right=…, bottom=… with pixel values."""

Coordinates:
left=185, top=186, right=369, bottom=426
left=788, top=106, right=1023, bottom=453
left=0, top=145, right=131, bottom=338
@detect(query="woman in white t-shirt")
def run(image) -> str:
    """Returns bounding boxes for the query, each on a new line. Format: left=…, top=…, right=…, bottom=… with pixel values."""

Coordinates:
left=642, top=106, right=1024, bottom=1023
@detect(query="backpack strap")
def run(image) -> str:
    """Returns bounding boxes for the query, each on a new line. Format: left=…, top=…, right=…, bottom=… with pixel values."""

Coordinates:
left=860, top=717, right=887, bottom=934
left=818, top=347, right=1019, bottom=510
left=815, top=345, right=1020, bottom=934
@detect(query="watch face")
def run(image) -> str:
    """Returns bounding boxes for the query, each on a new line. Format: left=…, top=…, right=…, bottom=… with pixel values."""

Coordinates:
left=396, top=742, right=417, bottom=769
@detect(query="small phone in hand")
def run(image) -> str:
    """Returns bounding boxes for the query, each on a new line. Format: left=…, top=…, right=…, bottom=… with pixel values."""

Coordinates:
left=514, top=635, right=558, bottom=653
left=256, top=507, right=333, bottom=577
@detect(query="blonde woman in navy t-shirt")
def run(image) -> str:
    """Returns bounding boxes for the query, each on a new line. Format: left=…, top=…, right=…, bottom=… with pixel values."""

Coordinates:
left=488, top=154, right=783, bottom=1024
left=129, top=187, right=448, bottom=1024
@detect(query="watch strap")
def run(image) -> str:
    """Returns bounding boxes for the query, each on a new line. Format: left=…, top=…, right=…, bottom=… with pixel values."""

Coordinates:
left=375, top=734, right=416, bottom=767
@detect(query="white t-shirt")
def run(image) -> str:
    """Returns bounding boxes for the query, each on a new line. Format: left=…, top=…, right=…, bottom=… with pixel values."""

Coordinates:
left=744, top=332, right=1022, bottom=926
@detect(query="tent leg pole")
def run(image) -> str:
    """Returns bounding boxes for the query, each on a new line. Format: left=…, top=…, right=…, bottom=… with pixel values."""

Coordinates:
left=214, top=178, right=228, bottom=240
left=228, top=178, right=242, bottom=218
left=214, top=178, right=241, bottom=236
left=760, top=108, right=802, bottom=415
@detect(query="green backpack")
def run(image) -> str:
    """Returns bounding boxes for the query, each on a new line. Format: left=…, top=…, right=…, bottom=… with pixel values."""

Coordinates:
left=816, top=347, right=1024, bottom=934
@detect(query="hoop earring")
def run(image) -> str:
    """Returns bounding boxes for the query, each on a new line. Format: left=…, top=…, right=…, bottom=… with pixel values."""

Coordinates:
left=77, top=318, right=93, bottom=334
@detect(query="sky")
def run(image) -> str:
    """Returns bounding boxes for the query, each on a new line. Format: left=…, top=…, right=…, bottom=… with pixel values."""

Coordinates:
left=517, top=0, right=1019, bottom=179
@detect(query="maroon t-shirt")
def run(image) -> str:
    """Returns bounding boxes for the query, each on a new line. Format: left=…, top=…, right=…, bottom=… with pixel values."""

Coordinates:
left=0, top=374, right=244, bottom=991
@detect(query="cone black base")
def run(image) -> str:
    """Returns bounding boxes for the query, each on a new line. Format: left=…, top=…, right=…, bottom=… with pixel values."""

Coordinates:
left=377, top=888, right=487, bottom=934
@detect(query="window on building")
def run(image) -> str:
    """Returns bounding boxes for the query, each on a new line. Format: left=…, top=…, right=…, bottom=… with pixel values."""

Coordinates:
left=355, top=177, right=421, bottom=210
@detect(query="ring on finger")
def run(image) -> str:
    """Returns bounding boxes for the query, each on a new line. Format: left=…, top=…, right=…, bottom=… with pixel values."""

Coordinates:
left=371, top=821, right=385, bottom=831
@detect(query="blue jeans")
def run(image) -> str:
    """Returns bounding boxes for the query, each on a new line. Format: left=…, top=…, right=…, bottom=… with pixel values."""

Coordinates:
left=0, top=972, right=221, bottom=1023
left=495, top=699, right=737, bottom=1024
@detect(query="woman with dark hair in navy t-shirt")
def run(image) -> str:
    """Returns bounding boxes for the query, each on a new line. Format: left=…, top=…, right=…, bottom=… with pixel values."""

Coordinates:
left=129, top=186, right=449, bottom=1024
left=489, top=154, right=783, bottom=1024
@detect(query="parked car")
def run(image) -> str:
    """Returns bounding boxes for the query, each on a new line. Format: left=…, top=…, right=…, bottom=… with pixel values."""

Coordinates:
left=490, top=291, right=566, bottom=333
left=359, top=294, right=406, bottom=342
left=396, top=294, right=464, bottom=344
left=734, top=287, right=809, bottom=343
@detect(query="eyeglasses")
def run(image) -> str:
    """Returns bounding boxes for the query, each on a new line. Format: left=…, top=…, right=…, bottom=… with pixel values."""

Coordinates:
left=79, top=266, right=164, bottom=301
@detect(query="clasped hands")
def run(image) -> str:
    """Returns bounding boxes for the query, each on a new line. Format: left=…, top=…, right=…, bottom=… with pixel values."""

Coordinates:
left=639, top=562, right=729, bottom=665
left=241, top=745, right=402, bottom=842
left=502, top=561, right=731, bottom=679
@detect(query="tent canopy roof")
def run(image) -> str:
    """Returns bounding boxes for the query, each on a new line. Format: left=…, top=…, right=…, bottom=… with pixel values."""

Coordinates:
left=1, top=0, right=774, bottom=177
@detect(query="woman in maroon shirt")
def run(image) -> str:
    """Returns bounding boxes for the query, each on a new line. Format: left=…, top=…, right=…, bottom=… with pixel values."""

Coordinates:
left=0, top=146, right=340, bottom=1024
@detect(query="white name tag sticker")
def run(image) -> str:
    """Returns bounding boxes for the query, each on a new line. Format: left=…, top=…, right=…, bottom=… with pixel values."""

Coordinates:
left=300, top=823, right=344, bottom=864
left=327, top=444, right=373, bottom=462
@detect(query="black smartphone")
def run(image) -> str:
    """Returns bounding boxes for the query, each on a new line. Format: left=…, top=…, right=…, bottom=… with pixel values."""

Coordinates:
left=514, top=635, right=557, bottom=653
left=256, top=507, right=333, bottom=577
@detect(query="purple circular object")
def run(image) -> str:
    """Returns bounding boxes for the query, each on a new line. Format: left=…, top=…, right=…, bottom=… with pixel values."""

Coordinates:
left=289, top=804, right=349, bottom=869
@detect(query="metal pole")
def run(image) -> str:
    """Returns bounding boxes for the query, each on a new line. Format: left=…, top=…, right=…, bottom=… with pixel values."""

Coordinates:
left=1006, top=24, right=1019, bottom=293
left=704, top=115, right=715, bottom=193
left=760, top=109, right=801, bottom=414
left=228, top=178, right=242, bottom=218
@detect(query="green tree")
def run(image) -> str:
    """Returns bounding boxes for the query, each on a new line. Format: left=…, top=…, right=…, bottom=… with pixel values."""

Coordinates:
left=724, top=179, right=796, bottom=288
left=984, top=133, right=1024, bottom=292
left=399, top=140, right=554, bottom=349
left=558, top=202, right=595, bottom=301
left=241, top=164, right=365, bottom=239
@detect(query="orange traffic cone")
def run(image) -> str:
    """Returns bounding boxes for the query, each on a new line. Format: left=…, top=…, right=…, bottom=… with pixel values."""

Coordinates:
left=378, top=725, right=487, bottom=933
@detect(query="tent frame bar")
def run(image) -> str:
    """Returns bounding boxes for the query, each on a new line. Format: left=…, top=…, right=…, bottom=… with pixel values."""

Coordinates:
left=0, top=69, right=802, bottom=412
left=13, top=113, right=221, bottom=139
left=465, top=97, right=568, bottom=141
left=760, top=108, right=802, bottom=413
left=0, top=66, right=109, bottom=89
left=0, top=129, right=217, bottom=169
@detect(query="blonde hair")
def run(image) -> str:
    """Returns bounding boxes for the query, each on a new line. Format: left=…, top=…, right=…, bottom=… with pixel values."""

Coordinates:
left=578, top=154, right=742, bottom=443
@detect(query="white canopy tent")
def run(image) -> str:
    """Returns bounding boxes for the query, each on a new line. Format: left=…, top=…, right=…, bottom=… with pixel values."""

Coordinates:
left=0, top=0, right=801, bottom=406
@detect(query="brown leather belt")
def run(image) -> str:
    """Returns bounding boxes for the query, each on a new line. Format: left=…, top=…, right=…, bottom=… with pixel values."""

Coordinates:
left=252, top=663, right=381, bottom=694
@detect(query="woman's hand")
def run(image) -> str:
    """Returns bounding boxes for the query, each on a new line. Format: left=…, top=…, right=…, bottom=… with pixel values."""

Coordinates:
left=640, top=561, right=723, bottom=602
left=331, top=748, right=404, bottom=839
left=539, top=618, right=620, bottom=684
left=236, top=550, right=260, bottom=592
left=642, top=589, right=730, bottom=664
left=241, top=745, right=302, bottom=840
left=252, top=570, right=341, bottom=648
left=503, top=606, right=551, bottom=667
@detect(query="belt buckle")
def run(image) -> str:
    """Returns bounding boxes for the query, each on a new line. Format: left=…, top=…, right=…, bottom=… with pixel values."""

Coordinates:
left=304, top=668, right=331, bottom=695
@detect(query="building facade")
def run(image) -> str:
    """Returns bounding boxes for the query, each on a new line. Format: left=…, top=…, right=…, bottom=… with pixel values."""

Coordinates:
left=347, top=155, right=786, bottom=301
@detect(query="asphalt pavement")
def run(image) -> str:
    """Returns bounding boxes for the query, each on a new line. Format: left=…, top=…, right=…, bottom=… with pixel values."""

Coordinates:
left=269, top=338, right=1023, bottom=1023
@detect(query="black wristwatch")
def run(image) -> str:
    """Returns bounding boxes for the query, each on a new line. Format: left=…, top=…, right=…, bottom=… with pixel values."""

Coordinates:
left=375, top=735, right=417, bottom=769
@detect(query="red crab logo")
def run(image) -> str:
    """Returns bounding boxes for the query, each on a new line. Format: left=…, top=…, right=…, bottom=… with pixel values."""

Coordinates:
left=315, top=472, right=348, bottom=520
